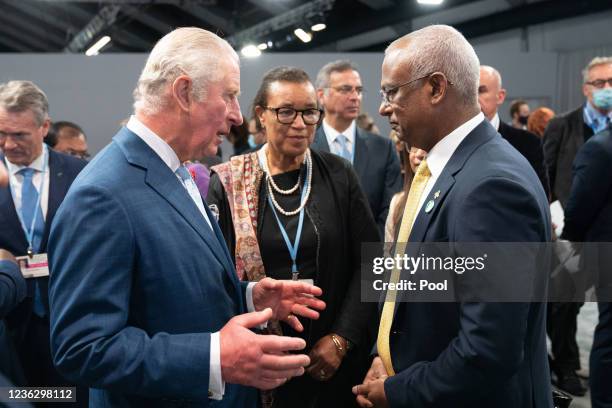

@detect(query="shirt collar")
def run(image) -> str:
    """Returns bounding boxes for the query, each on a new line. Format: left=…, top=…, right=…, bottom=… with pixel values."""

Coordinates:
left=489, top=112, right=500, bottom=131
left=584, top=101, right=612, bottom=130
left=322, top=119, right=356, bottom=145
left=126, top=115, right=181, bottom=172
left=5, top=144, right=47, bottom=176
left=426, top=112, right=485, bottom=180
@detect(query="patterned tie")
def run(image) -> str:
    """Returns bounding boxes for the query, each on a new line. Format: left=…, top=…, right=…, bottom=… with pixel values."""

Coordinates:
left=19, top=168, right=45, bottom=251
left=19, top=167, right=46, bottom=317
left=377, top=159, right=431, bottom=375
left=335, top=134, right=352, bottom=163
left=176, top=165, right=212, bottom=230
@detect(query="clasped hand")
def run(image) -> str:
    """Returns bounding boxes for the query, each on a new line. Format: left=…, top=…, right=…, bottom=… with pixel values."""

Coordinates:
left=353, top=356, right=389, bottom=408
left=220, top=277, right=326, bottom=390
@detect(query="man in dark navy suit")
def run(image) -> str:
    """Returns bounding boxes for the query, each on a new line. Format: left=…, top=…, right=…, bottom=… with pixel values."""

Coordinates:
left=478, top=65, right=549, bottom=197
left=312, top=60, right=401, bottom=237
left=0, top=80, right=87, bottom=404
left=353, top=25, right=552, bottom=408
left=562, top=126, right=612, bottom=408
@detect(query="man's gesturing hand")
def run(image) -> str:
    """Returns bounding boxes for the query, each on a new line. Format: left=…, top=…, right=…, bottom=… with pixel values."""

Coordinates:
left=252, top=277, right=326, bottom=332
left=220, top=308, right=311, bottom=390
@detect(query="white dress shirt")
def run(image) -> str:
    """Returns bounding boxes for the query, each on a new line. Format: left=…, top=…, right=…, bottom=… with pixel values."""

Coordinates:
left=489, top=112, right=500, bottom=131
left=414, top=112, right=485, bottom=223
left=6, top=145, right=50, bottom=221
left=322, top=119, right=356, bottom=159
left=126, top=116, right=225, bottom=398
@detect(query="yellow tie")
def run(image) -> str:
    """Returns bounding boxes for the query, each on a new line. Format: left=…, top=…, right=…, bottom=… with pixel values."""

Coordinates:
left=377, top=159, right=431, bottom=375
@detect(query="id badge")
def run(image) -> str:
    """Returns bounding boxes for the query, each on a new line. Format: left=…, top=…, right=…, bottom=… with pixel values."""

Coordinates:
left=16, top=253, right=49, bottom=278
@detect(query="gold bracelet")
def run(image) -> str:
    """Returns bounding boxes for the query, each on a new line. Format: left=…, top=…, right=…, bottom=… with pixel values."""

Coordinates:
left=331, top=334, right=345, bottom=354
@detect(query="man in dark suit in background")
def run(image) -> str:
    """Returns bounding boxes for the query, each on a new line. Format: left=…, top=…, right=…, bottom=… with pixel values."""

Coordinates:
left=562, top=126, right=612, bottom=408
left=543, top=56, right=612, bottom=395
left=478, top=65, right=549, bottom=197
left=353, top=25, right=552, bottom=408
left=312, top=60, right=402, bottom=237
left=0, top=80, right=87, bottom=404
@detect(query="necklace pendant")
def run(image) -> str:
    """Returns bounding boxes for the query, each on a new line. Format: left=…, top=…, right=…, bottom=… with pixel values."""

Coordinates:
left=27, top=247, right=34, bottom=258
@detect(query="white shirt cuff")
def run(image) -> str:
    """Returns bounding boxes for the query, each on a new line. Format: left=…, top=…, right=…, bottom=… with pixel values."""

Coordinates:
left=246, top=282, right=268, bottom=329
left=209, top=332, right=224, bottom=400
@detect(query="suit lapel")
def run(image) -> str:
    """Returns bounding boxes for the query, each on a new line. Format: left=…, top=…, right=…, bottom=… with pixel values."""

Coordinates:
left=410, top=120, right=495, bottom=243
left=115, top=129, right=233, bottom=274
left=353, top=127, right=369, bottom=178
left=40, top=150, right=67, bottom=252
left=312, top=126, right=331, bottom=153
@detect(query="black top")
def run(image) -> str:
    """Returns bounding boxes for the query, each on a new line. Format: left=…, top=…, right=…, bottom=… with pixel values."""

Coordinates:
left=260, top=168, right=317, bottom=282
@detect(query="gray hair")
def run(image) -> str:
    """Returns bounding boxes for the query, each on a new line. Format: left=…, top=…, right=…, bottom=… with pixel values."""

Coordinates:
left=315, top=59, right=358, bottom=91
left=386, top=25, right=480, bottom=106
left=480, top=65, right=503, bottom=88
left=0, top=80, right=49, bottom=126
left=133, top=27, right=239, bottom=115
left=582, top=56, right=612, bottom=83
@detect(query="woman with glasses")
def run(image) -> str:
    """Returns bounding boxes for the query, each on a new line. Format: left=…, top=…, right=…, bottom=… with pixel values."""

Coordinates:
left=208, top=66, right=379, bottom=408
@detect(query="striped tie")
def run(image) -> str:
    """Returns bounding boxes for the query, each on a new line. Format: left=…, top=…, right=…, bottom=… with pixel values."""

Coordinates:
left=377, top=159, right=431, bottom=375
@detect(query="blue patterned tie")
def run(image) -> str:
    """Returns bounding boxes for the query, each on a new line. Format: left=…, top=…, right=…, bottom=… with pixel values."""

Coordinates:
left=19, top=167, right=46, bottom=317
left=335, top=134, right=352, bottom=163
left=176, top=166, right=212, bottom=230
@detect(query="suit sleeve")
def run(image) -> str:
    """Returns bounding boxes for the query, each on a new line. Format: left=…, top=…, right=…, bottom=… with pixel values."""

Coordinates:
left=543, top=118, right=564, bottom=202
left=48, top=184, right=212, bottom=400
left=377, top=139, right=402, bottom=237
left=562, top=141, right=612, bottom=242
left=0, top=260, right=26, bottom=319
left=385, top=177, right=547, bottom=407
left=331, top=164, right=380, bottom=346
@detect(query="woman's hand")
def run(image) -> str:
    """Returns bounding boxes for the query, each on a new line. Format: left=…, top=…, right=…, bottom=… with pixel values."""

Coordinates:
left=306, top=334, right=347, bottom=381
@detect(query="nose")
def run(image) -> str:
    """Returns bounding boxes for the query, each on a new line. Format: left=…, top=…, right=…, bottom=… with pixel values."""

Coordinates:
left=3, top=136, right=17, bottom=150
left=291, top=112, right=307, bottom=129
left=228, top=100, right=243, bottom=126
left=379, top=100, right=391, bottom=116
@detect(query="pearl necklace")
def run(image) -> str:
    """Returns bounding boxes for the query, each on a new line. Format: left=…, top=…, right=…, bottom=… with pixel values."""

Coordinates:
left=266, top=152, right=302, bottom=195
left=262, top=147, right=313, bottom=216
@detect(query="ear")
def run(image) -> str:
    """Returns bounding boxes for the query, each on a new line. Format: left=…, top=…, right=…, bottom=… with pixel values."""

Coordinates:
left=172, top=75, right=192, bottom=112
left=582, top=83, right=590, bottom=98
left=40, top=118, right=51, bottom=137
left=255, top=105, right=266, bottom=129
left=429, top=73, right=449, bottom=105
left=316, top=88, right=326, bottom=106
left=497, top=88, right=507, bottom=105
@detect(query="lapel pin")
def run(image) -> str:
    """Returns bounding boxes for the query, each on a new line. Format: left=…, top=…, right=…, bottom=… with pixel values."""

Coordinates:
left=433, top=190, right=440, bottom=199
left=425, top=200, right=435, bottom=213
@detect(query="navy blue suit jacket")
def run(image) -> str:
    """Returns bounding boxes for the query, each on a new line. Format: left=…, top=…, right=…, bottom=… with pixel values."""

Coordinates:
left=384, top=120, right=553, bottom=408
left=312, top=126, right=401, bottom=237
left=48, top=128, right=257, bottom=407
left=0, top=260, right=26, bottom=384
left=0, top=149, right=86, bottom=317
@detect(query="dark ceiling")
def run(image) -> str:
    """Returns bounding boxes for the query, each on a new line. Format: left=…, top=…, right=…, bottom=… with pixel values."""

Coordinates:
left=0, top=0, right=610, bottom=54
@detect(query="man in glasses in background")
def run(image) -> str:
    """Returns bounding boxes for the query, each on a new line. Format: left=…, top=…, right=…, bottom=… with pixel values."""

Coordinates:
left=44, top=121, right=90, bottom=160
left=543, top=56, right=612, bottom=397
left=312, top=60, right=401, bottom=238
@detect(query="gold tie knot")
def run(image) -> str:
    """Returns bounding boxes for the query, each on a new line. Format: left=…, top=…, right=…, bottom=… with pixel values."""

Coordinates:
left=415, top=159, right=431, bottom=178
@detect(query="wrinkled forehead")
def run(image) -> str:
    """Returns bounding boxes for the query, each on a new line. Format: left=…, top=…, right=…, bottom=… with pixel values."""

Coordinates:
left=587, top=63, right=612, bottom=80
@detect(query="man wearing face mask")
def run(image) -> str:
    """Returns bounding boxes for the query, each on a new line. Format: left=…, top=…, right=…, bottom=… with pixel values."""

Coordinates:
left=543, top=56, right=612, bottom=397
left=510, top=99, right=530, bottom=130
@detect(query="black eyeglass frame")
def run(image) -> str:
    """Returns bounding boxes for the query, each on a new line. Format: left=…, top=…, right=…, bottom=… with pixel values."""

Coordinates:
left=263, top=106, right=324, bottom=125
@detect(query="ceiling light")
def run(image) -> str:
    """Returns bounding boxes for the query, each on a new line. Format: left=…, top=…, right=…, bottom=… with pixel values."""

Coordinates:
left=311, top=23, right=326, bottom=32
left=417, top=0, right=444, bottom=4
left=257, top=43, right=268, bottom=50
left=294, top=28, right=312, bottom=43
left=85, top=35, right=111, bottom=56
left=241, top=44, right=261, bottom=58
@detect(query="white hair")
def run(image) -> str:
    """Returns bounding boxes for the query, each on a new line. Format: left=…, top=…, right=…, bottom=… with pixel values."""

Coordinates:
left=0, top=80, right=49, bottom=126
left=386, top=25, right=480, bottom=106
left=480, top=65, right=503, bottom=88
left=582, top=56, right=612, bottom=83
left=133, top=27, right=239, bottom=115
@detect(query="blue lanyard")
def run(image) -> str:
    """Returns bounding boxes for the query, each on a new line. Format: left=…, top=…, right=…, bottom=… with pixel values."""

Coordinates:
left=266, top=172, right=308, bottom=280
left=6, top=146, right=48, bottom=256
